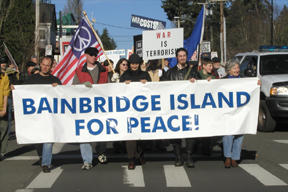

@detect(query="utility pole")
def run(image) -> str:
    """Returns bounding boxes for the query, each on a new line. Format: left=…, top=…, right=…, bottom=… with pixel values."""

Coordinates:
left=35, top=0, right=40, bottom=59
left=174, top=16, right=181, bottom=28
left=220, top=0, right=224, bottom=64
left=59, top=11, right=62, bottom=38
left=209, top=0, right=227, bottom=64
left=271, top=0, right=274, bottom=45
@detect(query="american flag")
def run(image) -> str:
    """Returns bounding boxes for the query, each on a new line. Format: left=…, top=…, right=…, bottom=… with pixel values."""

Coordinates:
left=52, top=18, right=104, bottom=85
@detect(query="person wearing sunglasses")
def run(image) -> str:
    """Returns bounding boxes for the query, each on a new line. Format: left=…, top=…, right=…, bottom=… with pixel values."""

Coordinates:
left=111, top=58, right=129, bottom=82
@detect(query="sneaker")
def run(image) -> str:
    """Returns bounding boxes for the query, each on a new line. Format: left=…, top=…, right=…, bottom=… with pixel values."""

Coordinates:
left=98, top=154, right=107, bottom=164
left=42, top=165, right=51, bottom=173
left=81, top=162, right=93, bottom=170
left=0, top=153, right=5, bottom=161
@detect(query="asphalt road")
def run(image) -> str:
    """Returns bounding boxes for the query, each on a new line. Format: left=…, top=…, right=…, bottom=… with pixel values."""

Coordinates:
left=1, top=125, right=288, bottom=192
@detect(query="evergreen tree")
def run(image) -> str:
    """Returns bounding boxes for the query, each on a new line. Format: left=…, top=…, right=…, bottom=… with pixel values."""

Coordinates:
left=100, top=28, right=116, bottom=50
left=161, top=0, right=203, bottom=38
left=0, top=0, right=35, bottom=71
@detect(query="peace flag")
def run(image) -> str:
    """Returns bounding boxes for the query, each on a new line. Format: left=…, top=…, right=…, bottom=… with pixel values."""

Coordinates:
left=52, top=18, right=104, bottom=85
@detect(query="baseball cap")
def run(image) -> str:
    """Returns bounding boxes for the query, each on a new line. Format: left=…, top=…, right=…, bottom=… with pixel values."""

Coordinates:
left=84, top=47, right=99, bottom=56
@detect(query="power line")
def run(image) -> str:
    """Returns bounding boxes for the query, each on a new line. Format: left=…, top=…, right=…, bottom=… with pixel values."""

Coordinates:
left=94, top=21, right=139, bottom=30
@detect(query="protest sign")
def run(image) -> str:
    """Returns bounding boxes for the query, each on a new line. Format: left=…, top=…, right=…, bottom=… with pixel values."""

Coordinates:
left=142, top=28, right=183, bottom=60
left=131, top=14, right=166, bottom=30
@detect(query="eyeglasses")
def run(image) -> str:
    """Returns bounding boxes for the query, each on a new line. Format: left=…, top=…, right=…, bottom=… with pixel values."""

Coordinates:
left=121, top=63, right=128, bottom=66
left=88, top=54, right=98, bottom=57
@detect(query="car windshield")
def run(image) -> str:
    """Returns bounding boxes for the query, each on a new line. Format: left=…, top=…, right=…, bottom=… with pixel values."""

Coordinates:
left=260, top=54, right=288, bottom=75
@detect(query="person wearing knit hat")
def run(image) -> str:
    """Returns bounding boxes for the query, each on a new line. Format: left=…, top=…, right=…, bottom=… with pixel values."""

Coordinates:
left=120, top=53, right=151, bottom=170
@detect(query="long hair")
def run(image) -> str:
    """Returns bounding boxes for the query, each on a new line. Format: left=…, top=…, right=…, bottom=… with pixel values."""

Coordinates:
left=115, top=58, right=129, bottom=74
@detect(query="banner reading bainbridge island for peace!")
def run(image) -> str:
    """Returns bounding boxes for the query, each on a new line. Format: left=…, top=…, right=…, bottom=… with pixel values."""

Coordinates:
left=13, top=78, right=260, bottom=144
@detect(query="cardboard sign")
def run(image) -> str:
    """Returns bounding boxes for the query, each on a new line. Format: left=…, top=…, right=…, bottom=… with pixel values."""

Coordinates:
left=143, top=28, right=183, bottom=60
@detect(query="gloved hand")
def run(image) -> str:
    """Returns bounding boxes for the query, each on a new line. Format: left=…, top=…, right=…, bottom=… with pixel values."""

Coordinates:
left=111, top=73, right=120, bottom=82
left=83, top=81, right=92, bottom=88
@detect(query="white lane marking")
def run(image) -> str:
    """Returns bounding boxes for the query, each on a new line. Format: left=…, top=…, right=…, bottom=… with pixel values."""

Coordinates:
left=15, top=189, right=34, bottom=192
left=122, top=165, right=145, bottom=187
left=26, top=167, right=63, bottom=189
left=163, top=165, right=191, bottom=187
left=274, top=140, right=288, bottom=144
left=280, top=164, right=288, bottom=170
left=5, top=154, right=85, bottom=161
left=240, top=164, right=287, bottom=186
left=52, top=143, right=65, bottom=154
left=7, top=156, right=40, bottom=161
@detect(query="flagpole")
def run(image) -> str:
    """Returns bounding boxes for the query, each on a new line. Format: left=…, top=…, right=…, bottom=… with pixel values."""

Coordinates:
left=3, top=42, right=18, bottom=70
left=83, top=11, right=115, bottom=73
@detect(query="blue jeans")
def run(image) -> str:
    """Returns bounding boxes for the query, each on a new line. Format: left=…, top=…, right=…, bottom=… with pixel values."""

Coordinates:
left=223, top=135, right=244, bottom=160
left=80, top=143, right=92, bottom=164
left=41, top=143, right=53, bottom=166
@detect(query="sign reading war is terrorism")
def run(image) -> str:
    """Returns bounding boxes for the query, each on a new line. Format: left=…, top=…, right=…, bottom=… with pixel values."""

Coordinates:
left=12, top=79, right=260, bottom=144
left=142, top=28, right=183, bottom=60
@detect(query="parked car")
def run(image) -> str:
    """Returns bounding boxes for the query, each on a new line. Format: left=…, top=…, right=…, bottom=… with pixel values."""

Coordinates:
left=235, top=46, right=288, bottom=132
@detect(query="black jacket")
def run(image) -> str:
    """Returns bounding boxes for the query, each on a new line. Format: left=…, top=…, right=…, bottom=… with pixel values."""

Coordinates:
left=120, top=69, right=151, bottom=82
left=161, top=64, right=200, bottom=81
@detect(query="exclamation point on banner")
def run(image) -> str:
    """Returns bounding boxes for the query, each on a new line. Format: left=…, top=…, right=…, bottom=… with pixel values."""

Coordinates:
left=194, top=115, right=199, bottom=130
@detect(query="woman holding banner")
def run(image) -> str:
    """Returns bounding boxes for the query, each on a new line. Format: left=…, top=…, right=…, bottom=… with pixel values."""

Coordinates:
left=222, top=59, right=260, bottom=168
left=111, top=58, right=129, bottom=154
left=111, top=58, right=129, bottom=82
left=120, top=53, right=151, bottom=170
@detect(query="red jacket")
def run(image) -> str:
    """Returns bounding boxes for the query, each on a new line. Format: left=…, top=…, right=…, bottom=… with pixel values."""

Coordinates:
left=75, top=62, right=108, bottom=84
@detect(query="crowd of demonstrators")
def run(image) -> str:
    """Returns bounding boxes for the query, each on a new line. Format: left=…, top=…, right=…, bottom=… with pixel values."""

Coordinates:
left=24, top=56, right=62, bottom=173
left=0, top=46, right=257, bottom=173
left=72, top=47, right=110, bottom=170
left=0, top=56, right=11, bottom=161
left=120, top=53, right=151, bottom=170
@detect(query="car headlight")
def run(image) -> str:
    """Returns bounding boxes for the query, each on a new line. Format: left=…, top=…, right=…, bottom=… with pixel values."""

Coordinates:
left=270, top=86, right=288, bottom=96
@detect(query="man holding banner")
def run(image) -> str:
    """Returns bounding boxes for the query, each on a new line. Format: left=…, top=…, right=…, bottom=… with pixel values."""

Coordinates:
left=73, top=47, right=109, bottom=170
left=25, top=56, right=61, bottom=173
left=162, top=48, right=200, bottom=168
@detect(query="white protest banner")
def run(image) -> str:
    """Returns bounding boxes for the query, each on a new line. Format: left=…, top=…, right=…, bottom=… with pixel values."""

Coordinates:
left=142, top=28, right=183, bottom=60
left=13, top=78, right=260, bottom=144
